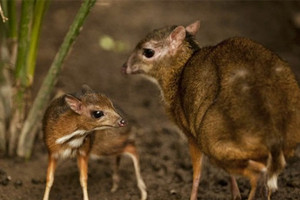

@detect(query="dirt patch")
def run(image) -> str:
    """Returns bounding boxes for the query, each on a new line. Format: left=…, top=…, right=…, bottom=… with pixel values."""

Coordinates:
left=1, top=1, right=300, bottom=200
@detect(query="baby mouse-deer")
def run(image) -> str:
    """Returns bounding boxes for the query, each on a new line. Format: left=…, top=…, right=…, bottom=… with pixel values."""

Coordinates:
left=123, top=21, right=300, bottom=200
left=43, top=85, right=125, bottom=200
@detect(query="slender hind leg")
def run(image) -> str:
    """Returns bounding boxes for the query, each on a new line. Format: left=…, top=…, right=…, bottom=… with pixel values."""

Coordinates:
left=43, top=155, right=57, bottom=200
left=188, top=139, right=203, bottom=200
left=241, top=160, right=269, bottom=200
left=111, top=155, right=121, bottom=192
left=230, top=175, right=241, bottom=200
left=123, top=143, right=147, bottom=200
left=77, top=153, right=89, bottom=200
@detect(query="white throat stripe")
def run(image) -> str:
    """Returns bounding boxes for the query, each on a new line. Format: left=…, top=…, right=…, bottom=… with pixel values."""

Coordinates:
left=56, top=130, right=86, bottom=144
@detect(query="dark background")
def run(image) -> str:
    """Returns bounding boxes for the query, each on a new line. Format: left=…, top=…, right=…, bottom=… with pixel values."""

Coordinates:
left=1, top=1, right=300, bottom=199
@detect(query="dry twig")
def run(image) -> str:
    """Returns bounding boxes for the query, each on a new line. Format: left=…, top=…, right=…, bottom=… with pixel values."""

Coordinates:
left=0, top=3, right=8, bottom=22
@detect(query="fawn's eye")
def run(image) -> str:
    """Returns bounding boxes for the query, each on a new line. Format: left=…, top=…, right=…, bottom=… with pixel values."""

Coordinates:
left=91, top=111, right=104, bottom=119
left=143, top=48, right=155, bottom=58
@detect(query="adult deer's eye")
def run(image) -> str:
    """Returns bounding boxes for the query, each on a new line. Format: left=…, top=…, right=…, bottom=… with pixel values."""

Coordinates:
left=143, top=48, right=155, bottom=58
left=91, top=111, right=104, bottom=119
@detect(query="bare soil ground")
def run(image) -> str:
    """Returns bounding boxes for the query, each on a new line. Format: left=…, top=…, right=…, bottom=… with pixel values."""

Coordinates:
left=1, top=1, right=300, bottom=200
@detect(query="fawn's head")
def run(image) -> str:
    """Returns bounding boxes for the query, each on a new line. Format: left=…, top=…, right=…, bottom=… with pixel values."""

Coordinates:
left=64, top=85, right=126, bottom=131
left=122, top=21, right=200, bottom=78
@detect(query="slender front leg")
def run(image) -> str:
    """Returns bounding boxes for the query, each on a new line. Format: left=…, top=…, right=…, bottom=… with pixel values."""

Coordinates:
left=188, top=138, right=203, bottom=200
left=43, top=155, right=57, bottom=200
left=111, top=155, right=121, bottom=192
left=123, top=143, right=147, bottom=200
left=77, top=154, right=89, bottom=200
left=230, top=175, right=241, bottom=200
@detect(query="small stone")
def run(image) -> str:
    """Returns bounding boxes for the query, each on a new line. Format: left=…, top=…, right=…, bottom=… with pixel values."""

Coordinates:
left=170, top=189, right=177, bottom=195
left=31, top=178, right=43, bottom=185
left=1, top=177, right=10, bottom=186
left=14, top=180, right=23, bottom=188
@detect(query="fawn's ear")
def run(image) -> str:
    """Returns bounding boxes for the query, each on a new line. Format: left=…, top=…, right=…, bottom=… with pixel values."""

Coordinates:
left=169, top=26, right=186, bottom=53
left=185, top=20, right=200, bottom=36
left=81, top=84, right=94, bottom=94
left=65, top=94, right=83, bottom=114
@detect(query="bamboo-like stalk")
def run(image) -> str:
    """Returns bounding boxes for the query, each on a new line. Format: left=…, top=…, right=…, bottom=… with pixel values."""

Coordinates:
left=7, top=0, right=17, bottom=39
left=0, top=62, right=12, bottom=153
left=0, top=0, right=17, bottom=154
left=0, top=60, right=12, bottom=154
left=26, top=0, right=50, bottom=86
left=0, top=0, right=8, bottom=154
left=8, top=0, right=34, bottom=156
left=7, top=0, right=18, bottom=65
left=17, top=0, right=97, bottom=158
left=14, top=0, right=34, bottom=85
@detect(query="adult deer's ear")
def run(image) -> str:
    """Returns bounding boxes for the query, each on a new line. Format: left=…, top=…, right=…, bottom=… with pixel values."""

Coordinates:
left=168, top=26, right=186, bottom=54
left=65, top=94, right=83, bottom=114
left=186, top=20, right=200, bottom=36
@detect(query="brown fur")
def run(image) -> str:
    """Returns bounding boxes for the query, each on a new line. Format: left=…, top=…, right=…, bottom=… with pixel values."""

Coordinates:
left=90, top=126, right=147, bottom=200
left=91, top=126, right=133, bottom=156
left=123, top=21, right=300, bottom=200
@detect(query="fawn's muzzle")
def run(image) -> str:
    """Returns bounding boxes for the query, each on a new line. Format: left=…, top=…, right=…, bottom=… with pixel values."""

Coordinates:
left=118, top=119, right=126, bottom=127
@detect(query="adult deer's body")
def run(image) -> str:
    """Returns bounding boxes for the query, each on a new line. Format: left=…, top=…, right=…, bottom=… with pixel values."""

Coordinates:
left=123, top=21, right=300, bottom=200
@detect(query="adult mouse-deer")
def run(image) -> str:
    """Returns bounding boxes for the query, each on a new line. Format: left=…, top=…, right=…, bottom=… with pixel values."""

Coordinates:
left=122, top=21, right=300, bottom=200
left=42, top=85, right=125, bottom=200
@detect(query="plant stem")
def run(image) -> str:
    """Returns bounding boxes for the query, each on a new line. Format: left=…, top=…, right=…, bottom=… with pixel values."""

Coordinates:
left=17, top=0, right=97, bottom=158
left=0, top=1, right=9, bottom=154
left=8, top=0, right=34, bottom=156
left=26, top=0, right=50, bottom=86
left=14, top=0, right=34, bottom=86
left=7, top=0, right=17, bottom=39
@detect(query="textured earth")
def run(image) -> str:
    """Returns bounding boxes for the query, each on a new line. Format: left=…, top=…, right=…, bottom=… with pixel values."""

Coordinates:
left=1, top=1, right=300, bottom=200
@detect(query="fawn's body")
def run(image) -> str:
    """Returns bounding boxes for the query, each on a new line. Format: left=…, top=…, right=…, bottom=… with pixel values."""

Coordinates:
left=90, top=126, right=147, bottom=200
left=123, top=21, right=300, bottom=200
left=43, top=85, right=146, bottom=200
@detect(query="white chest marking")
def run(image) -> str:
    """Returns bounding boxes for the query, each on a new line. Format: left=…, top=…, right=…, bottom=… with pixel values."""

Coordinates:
left=68, top=137, right=85, bottom=148
left=56, top=130, right=86, bottom=144
left=60, top=148, right=73, bottom=159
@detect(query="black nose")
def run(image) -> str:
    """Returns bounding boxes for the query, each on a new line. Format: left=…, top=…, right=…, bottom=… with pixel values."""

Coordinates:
left=121, top=63, right=127, bottom=74
left=118, top=119, right=126, bottom=127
